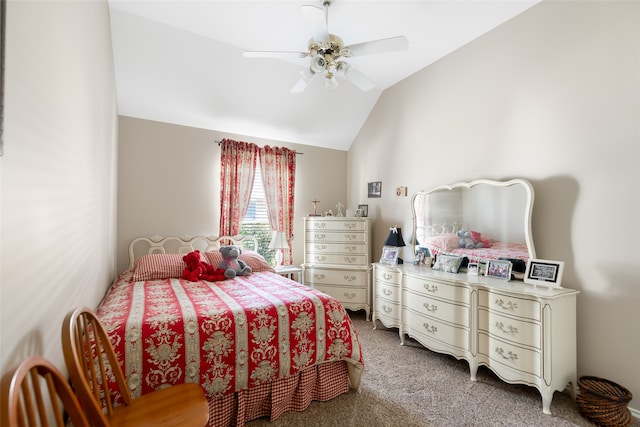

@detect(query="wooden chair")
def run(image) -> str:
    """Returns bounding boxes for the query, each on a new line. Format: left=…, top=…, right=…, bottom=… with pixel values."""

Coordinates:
left=1, top=355, right=90, bottom=427
left=61, top=307, right=209, bottom=427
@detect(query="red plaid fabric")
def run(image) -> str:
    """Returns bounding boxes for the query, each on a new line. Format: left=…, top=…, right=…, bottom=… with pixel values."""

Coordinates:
left=207, top=361, right=349, bottom=426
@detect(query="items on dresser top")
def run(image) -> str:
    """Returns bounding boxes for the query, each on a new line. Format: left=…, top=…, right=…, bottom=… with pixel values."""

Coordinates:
left=302, top=217, right=373, bottom=319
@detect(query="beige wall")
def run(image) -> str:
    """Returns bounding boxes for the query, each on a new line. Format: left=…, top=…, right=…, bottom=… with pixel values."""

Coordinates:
left=117, top=116, right=347, bottom=273
left=349, top=0, right=639, bottom=413
left=0, top=1, right=117, bottom=373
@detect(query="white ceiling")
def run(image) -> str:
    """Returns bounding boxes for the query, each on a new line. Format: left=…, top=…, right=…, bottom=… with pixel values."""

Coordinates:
left=108, top=0, right=540, bottom=151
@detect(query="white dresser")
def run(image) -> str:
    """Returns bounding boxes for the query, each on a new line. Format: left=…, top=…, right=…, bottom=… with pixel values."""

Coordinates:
left=302, top=217, right=372, bottom=318
left=372, top=263, right=579, bottom=415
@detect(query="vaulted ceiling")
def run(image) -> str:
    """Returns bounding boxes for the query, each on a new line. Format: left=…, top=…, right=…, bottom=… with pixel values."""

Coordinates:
left=108, top=1, right=540, bottom=150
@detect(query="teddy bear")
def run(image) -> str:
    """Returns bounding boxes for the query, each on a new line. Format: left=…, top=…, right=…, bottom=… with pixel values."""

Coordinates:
left=218, top=245, right=252, bottom=279
left=456, top=230, right=491, bottom=249
left=181, top=250, right=226, bottom=282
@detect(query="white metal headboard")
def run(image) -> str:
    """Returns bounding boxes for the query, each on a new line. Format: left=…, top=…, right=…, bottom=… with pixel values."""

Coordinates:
left=127, top=235, right=259, bottom=269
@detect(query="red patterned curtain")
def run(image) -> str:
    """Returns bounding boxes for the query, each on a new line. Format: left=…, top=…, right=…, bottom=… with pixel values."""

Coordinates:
left=259, top=145, right=296, bottom=264
left=219, top=139, right=259, bottom=236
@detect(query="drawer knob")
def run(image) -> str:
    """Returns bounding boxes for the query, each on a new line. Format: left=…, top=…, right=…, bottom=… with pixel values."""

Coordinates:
left=344, top=245, right=357, bottom=252
left=344, top=257, right=357, bottom=264
left=495, top=299, right=518, bottom=311
left=382, top=305, right=393, bottom=314
left=344, top=275, right=357, bottom=282
left=422, top=322, right=438, bottom=334
left=383, top=273, right=393, bottom=280
left=495, top=347, right=518, bottom=362
left=314, top=244, right=326, bottom=250
left=316, top=223, right=327, bottom=229
left=423, top=302, right=438, bottom=313
left=423, top=283, right=438, bottom=293
left=345, top=234, right=358, bottom=241
left=343, top=223, right=356, bottom=229
left=314, top=255, right=327, bottom=262
left=313, top=274, right=326, bottom=279
left=344, top=292, right=357, bottom=299
left=383, top=288, right=392, bottom=296
left=314, top=233, right=326, bottom=239
left=495, top=322, right=519, bottom=336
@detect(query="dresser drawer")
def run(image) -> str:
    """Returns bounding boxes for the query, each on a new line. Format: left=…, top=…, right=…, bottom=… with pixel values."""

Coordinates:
left=374, top=267, right=401, bottom=285
left=312, top=284, right=367, bottom=305
left=403, top=289, right=469, bottom=328
left=305, top=230, right=367, bottom=244
left=304, top=268, right=367, bottom=286
left=404, top=312, right=469, bottom=351
left=376, top=281, right=400, bottom=304
left=479, top=332, right=541, bottom=377
left=479, top=290, right=541, bottom=321
left=305, top=242, right=367, bottom=255
left=404, top=275, right=470, bottom=304
left=375, top=299, right=401, bottom=325
left=478, top=308, right=540, bottom=349
left=305, top=220, right=367, bottom=232
left=305, top=253, right=368, bottom=266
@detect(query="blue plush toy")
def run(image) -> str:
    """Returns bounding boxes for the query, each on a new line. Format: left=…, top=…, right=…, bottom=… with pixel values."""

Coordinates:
left=218, top=245, right=252, bottom=279
left=457, top=230, right=482, bottom=249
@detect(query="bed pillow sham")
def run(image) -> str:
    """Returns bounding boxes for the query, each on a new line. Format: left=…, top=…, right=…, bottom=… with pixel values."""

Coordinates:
left=425, top=233, right=461, bottom=252
left=132, top=252, right=206, bottom=281
left=204, top=250, right=275, bottom=273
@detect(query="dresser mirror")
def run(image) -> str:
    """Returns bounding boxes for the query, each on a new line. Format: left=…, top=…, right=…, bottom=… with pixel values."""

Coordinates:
left=411, top=179, right=536, bottom=269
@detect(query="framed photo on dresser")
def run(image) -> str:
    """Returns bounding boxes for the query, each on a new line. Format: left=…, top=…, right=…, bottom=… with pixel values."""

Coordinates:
left=524, top=259, right=564, bottom=287
left=380, top=246, right=399, bottom=266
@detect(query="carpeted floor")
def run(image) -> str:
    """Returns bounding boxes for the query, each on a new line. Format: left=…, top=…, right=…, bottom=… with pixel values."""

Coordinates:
left=247, top=310, right=638, bottom=427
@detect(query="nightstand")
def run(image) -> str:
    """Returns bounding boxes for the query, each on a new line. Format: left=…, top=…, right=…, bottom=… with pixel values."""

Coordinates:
left=275, top=265, right=303, bottom=283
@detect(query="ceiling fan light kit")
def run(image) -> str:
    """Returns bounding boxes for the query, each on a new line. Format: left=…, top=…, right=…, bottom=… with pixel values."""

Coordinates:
left=243, top=0, right=408, bottom=93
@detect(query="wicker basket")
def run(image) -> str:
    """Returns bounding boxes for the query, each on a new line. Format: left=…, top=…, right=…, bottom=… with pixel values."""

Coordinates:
left=576, top=376, right=633, bottom=427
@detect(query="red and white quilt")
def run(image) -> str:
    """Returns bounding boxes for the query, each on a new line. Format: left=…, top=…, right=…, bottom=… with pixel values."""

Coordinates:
left=96, top=271, right=364, bottom=401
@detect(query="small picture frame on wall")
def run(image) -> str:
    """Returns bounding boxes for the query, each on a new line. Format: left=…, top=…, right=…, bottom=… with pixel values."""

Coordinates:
left=379, top=246, right=399, bottom=266
left=357, top=204, right=368, bottom=217
left=485, top=259, right=512, bottom=281
left=524, top=259, right=564, bottom=288
left=368, top=181, right=382, bottom=198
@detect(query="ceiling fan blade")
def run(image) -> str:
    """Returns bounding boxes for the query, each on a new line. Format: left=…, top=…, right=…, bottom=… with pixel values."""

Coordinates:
left=290, top=69, right=316, bottom=93
left=243, top=51, right=306, bottom=59
left=345, top=36, right=409, bottom=57
left=301, top=3, right=328, bottom=42
left=344, top=67, right=376, bottom=92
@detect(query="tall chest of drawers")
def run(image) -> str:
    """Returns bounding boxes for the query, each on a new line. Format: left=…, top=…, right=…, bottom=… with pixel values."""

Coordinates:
left=372, top=263, right=579, bottom=415
left=302, top=217, right=372, bottom=318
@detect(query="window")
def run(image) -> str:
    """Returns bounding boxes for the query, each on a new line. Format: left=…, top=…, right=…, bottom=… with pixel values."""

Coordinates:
left=239, top=167, right=275, bottom=265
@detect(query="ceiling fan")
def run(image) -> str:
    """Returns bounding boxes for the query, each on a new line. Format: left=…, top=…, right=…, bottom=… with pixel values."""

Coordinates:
left=243, top=0, right=409, bottom=93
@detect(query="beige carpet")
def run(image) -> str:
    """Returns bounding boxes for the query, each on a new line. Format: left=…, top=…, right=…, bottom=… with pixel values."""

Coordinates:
left=247, top=310, right=638, bottom=427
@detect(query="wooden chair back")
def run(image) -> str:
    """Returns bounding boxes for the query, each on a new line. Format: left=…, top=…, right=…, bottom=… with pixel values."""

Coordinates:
left=61, top=306, right=131, bottom=427
left=1, top=356, right=90, bottom=427
left=61, top=306, right=209, bottom=427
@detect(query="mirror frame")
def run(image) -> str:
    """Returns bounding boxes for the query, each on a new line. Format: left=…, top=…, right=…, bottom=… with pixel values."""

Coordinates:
left=411, top=178, right=536, bottom=261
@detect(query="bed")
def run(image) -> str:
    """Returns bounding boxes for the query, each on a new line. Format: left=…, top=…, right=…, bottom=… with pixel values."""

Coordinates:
left=96, top=235, right=364, bottom=427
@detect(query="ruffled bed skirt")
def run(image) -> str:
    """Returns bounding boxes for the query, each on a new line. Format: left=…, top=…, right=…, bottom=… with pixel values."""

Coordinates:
left=207, top=361, right=350, bottom=426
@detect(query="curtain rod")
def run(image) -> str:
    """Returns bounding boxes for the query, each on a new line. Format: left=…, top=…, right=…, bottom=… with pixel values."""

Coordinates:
left=215, top=140, right=303, bottom=155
